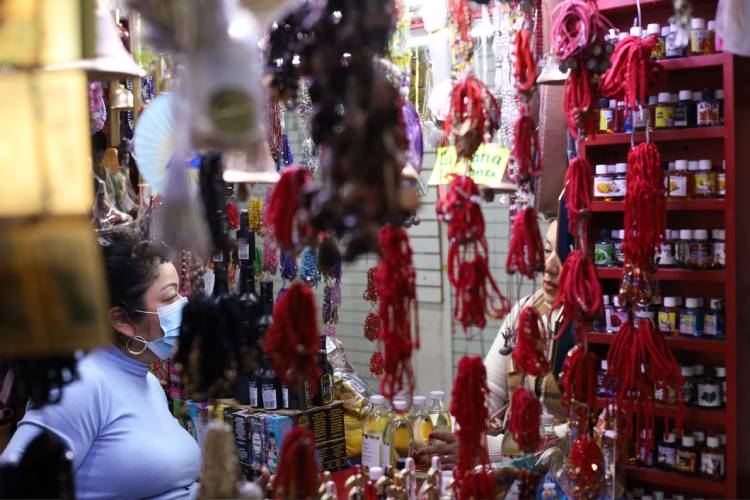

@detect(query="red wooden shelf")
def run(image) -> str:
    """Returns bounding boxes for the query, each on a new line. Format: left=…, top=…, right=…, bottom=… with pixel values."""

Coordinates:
left=595, top=398, right=727, bottom=425
left=624, top=465, right=727, bottom=496
left=583, top=127, right=725, bottom=147
left=659, top=52, right=730, bottom=71
left=596, top=267, right=725, bottom=281
left=597, top=0, right=666, bottom=13
left=588, top=332, right=726, bottom=353
left=591, top=199, right=726, bottom=212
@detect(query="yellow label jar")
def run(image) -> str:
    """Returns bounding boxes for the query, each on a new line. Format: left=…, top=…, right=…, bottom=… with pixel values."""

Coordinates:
left=655, top=92, right=674, bottom=129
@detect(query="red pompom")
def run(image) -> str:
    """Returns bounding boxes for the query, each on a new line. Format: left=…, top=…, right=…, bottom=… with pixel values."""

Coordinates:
left=511, top=306, right=549, bottom=377
left=513, top=28, right=537, bottom=94
left=272, top=427, right=320, bottom=499
left=263, top=282, right=321, bottom=392
left=444, top=75, right=500, bottom=159
left=508, top=387, right=542, bottom=453
left=506, top=207, right=545, bottom=279
left=452, top=466, right=496, bottom=500
left=266, top=166, right=313, bottom=251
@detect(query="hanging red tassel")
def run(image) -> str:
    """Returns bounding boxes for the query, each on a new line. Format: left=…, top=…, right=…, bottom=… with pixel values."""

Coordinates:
left=559, top=343, right=598, bottom=423
left=506, top=207, right=546, bottom=279
left=271, top=427, right=320, bottom=500
left=511, top=114, right=542, bottom=182
left=452, top=467, right=496, bottom=500
left=563, top=66, right=598, bottom=139
left=225, top=203, right=240, bottom=230
left=565, top=433, right=605, bottom=498
left=263, top=282, right=321, bottom=392
left=508, top=387, right=542, bottom=453
left=444, top=75, right=501, bottom=159
left=513, top=28, right=537, bottom=94
left=511, top=307, right=549, bottom=377
left=601, top=36, right=665, bottom=110
left=563, top=157, right=593, bottom=238
left=551, top=250, right=603, bottom=338
left=437, top=175, right=510, bottom=332
left=606, top=318, right=684, bottom=458
left=376, top=225, right=419, bottom=401
left=266, top=166, right=313, bottom=251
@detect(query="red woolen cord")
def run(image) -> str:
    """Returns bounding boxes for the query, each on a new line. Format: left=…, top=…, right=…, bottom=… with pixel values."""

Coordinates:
left=271, top=427, right=319, bottom=500
left=513, top=28, right=537, bottom=94
left=225, top=203, right=239, bottom=230
left=563, top=66, right=598, bottom=139
left=511, top=114, right=542, bottom=182
left=376, top=225, right=419, bottom=402
left=437, top=175, right=510, bottom=332
left=511, top=306, right=549, bottom=377
left=601, top=35, right=665, bottom=110
left=450, top=356, right=490, bottom=483
left=551, top=249, right=603, bottom=339
left=508, top=387, right=542, bottom=453
left=506, top=206, right=546, bottom=279
left=266, top=166, right=313, bottom=251
left=565, top=433, right=605, bottom=498
left=263, top=282, right=321, bottom=392
left=551, top=0, right=611, bottom=61
left=444, top=75, right=501, bottom=159
left=563, top=157, right=593, bottom=239
left=559, top=343, right=598, bottom=422
left=452, top=467, right=496, bottom=500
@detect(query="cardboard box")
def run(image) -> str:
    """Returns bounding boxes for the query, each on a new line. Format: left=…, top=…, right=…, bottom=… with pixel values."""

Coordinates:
left=248, top=412, right=267, bottom=474
left=263, top=414, right=293, bottom=474
left=318, top=437, right=348, bottom=473
left=231, top=409, right=252, bottom=466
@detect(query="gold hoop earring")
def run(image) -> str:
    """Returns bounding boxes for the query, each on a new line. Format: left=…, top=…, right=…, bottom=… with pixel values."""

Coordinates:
left=125, top=336, right=148, bottom=356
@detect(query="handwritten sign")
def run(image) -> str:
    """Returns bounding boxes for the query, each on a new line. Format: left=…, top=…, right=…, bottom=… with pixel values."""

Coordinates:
left=427, top=144, right=511, bottom=188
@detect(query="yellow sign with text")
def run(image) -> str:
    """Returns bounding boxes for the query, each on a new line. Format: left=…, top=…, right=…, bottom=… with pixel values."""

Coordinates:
left=427, top=144, right=511, bottom=188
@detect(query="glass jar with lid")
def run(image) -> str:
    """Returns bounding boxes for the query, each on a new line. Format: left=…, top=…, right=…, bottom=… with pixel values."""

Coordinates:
left=693, top=159, right=717, bottom=197
left=594, top=164, right=614, bottom=200
left=655, top=92, right=675, bottom=129
left=680, top=297, right=704, bottom=337
left=697, top=89, right=719, bottom=127
left=613, top=163, right=627, bottom=199
left=647, top=23, right=665, bottom=58
left=658, top=296, right=681, bottom=336
left=712, top=229, right=725, bottom=267
left=675, top=229, right=693, bottom=267
left=690, top=17, right=710, bottom=55
left=668, top=160, right=690, bottom=199
left=674, top=90, right=692, bottom=128
left=688, top=229, right=712, bottom=269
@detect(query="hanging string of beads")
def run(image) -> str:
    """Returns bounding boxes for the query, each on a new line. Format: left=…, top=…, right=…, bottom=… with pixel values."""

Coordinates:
left=296, top=78, right=319, bottom=171
left=319, top=236, right=342, bottom=337
left=248, top=197, right=263, bottom=233
left=278, top=251, right=297, bottom=302
left=562, top=157, right=593, bottom=239
left=300, top=248, right=320, bottom=288
left=551, top=249, right=603, bottom=338
left=444, top=75, right=501, bottom=160
left=266, top=166, right=314, bottom=252
left=267, top=99, right=284, bottom=165
left=447, top=0, right=474, bottom=75
left=362, top=266, right=383, bottom=376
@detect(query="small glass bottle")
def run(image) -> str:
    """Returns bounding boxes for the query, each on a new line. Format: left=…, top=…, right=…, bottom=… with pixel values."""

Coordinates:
left=715, top=88, right=724, bottom=125
left=638, top=429, right=655, bottom=467
left=712, top=229, right=725, bottom=268
left=611, top=295, right=629, bottom=332
left=693, top=159, right=717, bottom=197
left=668, top=160, right=690, bottom=199
left=697, top=89, right=719, bottom=127
left=701, top=436, right=725, bottom=477
left=594, top=164, right=614, bottom=200
left=715, top=366, right=727, bottom=405
left=597, top=359, right=608, bottom=396
left=703, top=298, right=725, bottom=339
left=648, top=94, right=659, bottom=128
left=657, top=230, right=677, bottom=267
left=383, top=400, right=413, bottom=469
left=693, top=430, right=706, bottom=452
left=688, top=229, right=712, bottom=269
left=666, top=23, right=687, bottom=58
left=362, top=394, right=389, bottom=471
left=409, top=395, right=433, bottom=450
left=681, top=365, right=696, bottom=405
left=603, top=295, right=614, bottom=332
left=658, top=296, right=681, bottom=336
left=599, top=98, right=615, bottom=133
left=717, top=160, right=726, bottom=197
left=707, top=20, right=718, bottom=53
left=675, top=229, right=694, bottom=266
left=690, top=17, right=710, bottom=55
left=612, top=229, right=625, bottom=265
left=613, top=163, right=627, bottom=199
left=674, top=90, right=692, bottom=128
left=595, top=230, right=615, bottom=267
left=428, top=390, right=452, bottom=435
left=697, top=369, right=723, bottom=408
left=680, top=297, right=704, bottom=337
left=647, top=23, right=664, bottom=58
left=655, top=92, right=675, bottom=129
left=542, top=482, right=558, bottom=499
left=657, top=432, right=678, bottom=470
left=676, top=435, right=699, bottom=473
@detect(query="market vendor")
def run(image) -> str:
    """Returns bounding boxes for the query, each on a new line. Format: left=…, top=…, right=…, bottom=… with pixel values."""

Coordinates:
left=1, top=231, right=201, bottom=499
left=419, top=219, right=570, bottom=465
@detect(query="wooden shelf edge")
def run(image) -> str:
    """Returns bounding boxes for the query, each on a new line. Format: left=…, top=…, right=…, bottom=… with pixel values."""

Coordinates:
left=582, top=127, right=725, bottom=146
left=659, top=53, right=730, bottom=71
left=597, top=0, right=665, bottom=13
left=591, top=199, right=726, bottom=212
left=594, top=398, right=727, bottom=425
left=624, top=465, right=727, bottom=496
left=587, top=332, right=726, bottom=353
left=596, top=268, right=726, bottom=282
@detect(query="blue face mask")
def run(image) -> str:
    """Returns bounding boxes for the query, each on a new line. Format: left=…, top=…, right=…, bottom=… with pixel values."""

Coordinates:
left=134, top=296, right=188, bottom=360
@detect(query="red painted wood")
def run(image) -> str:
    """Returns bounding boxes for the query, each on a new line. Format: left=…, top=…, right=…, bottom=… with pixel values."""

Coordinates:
left=591, top=199, right=726, bottom=213
left=587, top=332, right=726, bottom=353
left=582, top=127, right=725, bottom=147
left=623, top=465, right=728, bottom=496
left=594, top=397, right=727, bottom=425
left=659, top=53, right=730, bottom=71
left=596, top=268, right=725, bottom=282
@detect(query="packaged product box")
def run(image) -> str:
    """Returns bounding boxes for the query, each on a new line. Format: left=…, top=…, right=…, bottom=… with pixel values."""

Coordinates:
left=263, top=414, right=293, bottom=474
left=231, top=409, right=252, bottom=467
left=248, top=412, right=267, bottom=477
left=318, top=437, right=348, bottom=472
left=284, top=401, right=345, bottom=445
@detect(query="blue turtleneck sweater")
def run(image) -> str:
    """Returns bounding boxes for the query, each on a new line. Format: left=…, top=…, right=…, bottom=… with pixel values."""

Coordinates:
left=2, top=348, right=201, bottom=499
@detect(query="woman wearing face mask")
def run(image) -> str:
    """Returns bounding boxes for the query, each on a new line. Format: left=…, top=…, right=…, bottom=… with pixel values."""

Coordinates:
left=419, top=219, right=569, bottom=465
left=1, top=231, right=201, bottom=499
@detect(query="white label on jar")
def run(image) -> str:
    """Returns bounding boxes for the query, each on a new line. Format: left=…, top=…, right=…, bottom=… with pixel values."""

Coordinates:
left=694, top=172, right=714, bottom=196
left=610, top=310, right=628, bottom=332
left=704, top=313, right=719, bottom=336
left=238, top=238, right=250, bottom=260
left=604, top=306, right=614, bottom=332
left=282, top=386, right=289, bottom=408
left=658, top=243, right=676, bottom=266
left=262, top=385, right=278, bottom=409
left=701, top=450, right=725, bottom=476
left=594, top=176, right=614, bottom=198
left=212, top=252, right=224, bottom=263
left=718, top=173, right=726, bottom=195
left=361, top=435, right=382, bottom=469
left=381, top=443, right=391, bottom=468
left=697, top=382, right=722, bottom=407
left=657, top=444, right=677, bottom=466
left=249, top=384, right=258, bottom=407
left=668, top=175, right=688, bottom=197
left=713, top=242, right=726, bottom=267
left=612, top=178, right=627, bottom=197
left=634, top=108, right=649, bottom=129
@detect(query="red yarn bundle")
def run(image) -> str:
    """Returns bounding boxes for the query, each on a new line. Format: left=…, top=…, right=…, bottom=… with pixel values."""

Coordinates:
left=511, top=307, right=549, bottom=377
left=225, top=203, right=239, bottom=230
left=566, top=433, right=605, bottom=498
left=506, top=207, right=546, bottom=279
left=450, top=356, right=490, bottom=476
left=266, top=166, right=313, bottom=251
left=375, top=225, right=419, bottom=401
left=601, top=36, right=665, bottom=110
left=508, top=387, right=542, bottom=453
left=452, top=467, right=496, bottom=500
left=511, top=114, right=542, bottom=182
left=551, top=250, right=603, bottom=338
left=444, top=76, right=501, bottom=159
left=513, top=28, right=537, bottom=94
left=559, top=343, right=598, bottom=421
left=437, top=175, right=510, bottom=332
left=563, top=157, right=593, bottom=238
left=563, top=66, right=598, bottom=139
left=263, top=282, right=321, bottom=391
left=606, top=318, right=684, bottom=457
left=271, top=427, right=320, bottom=500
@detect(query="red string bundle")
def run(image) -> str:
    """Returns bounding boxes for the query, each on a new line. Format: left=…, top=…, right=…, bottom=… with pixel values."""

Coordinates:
left=511, top=307, right=549, bottom=377
left=513, top=28, right=537, bottom=94
left=551, top=0, right=611, bottom=61
left=559, top=343, right=598, bottom=422
left=266, top=166, right=313, bottom=251
left=444, top=75, right=501, bottom=159
left=271, top=427, right=319, bottom=500
left=606, top=318, right=684, bottom=457
left=551, top=249, right=603, bottom=338
left=506, top=207, right=545, bottom=279
left=508, top=387, right=542, bottom=453
left=452, top=467, right=496, bottom=500
left=375, top=225, right=419, bottom=401
left=511, top=114, right=542, bottom=182
left=563, top=157, right=593, bottom=238
left=601, top=36, right=665, bottom=109
left=563, top=66, right=598, bottom=139
left=225, top=203, right=239, bottom=230
left=437, top=175, right=510, bottom=332
left=565, top=433, right=605, bottom=498
left=263, top=282, right=321, bottom=391
left=450, top=356, right=490, bottom=494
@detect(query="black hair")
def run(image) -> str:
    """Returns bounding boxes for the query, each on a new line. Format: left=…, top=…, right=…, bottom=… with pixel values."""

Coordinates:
left=98, top=229, right=170, bottom=316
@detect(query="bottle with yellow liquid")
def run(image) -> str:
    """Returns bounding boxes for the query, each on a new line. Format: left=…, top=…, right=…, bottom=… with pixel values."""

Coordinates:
left=410, top=396, right=433, bottom=450
left=362, top=395, right=388, bottom=471
left=428, top=391, right=452, bottom=445
left=382, top=400, right=413, bottom=469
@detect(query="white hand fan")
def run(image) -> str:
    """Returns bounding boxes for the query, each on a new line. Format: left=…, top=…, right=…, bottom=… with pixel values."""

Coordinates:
left=133, top=93, right=176, bottom=195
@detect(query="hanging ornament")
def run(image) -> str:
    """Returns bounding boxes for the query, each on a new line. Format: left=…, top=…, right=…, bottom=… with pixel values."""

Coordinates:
left=225, top=203, right=240, bottom=230
left=437, top=175, right=510, bottom=333
left=601, top=36, right=666, bottom=110
left=266, top=166, right=314, bottom=252
left=376, top=226, right=419, bottom=402
left=448, top=0, right=475, bottom=74
left=511, top=307, right=549, bottom=377
left=322, top=280, right=341, bottom=337
left=369, top=351, right=385, bottom=377
left=271, top=428, right=320, bottom=500
left=559, top=343, right=598, bottom=424
left=278, top=251, right=297, bottom=301
left=300, top=248, right=321, bottom=288
left=320, top=236, right=343, bottom=337
left=444, top=75, right=501, bottom=159
left=508, top=387, right=542, bottom=454
left=513, top=28, right=537, bottom=95
left=267, top=99, right=284, bottom=165
left=263, top=236, right=279, bottom=276
left=248, top=197, right=263, bottom=233
left=296, top=78, right=319, bottom=171
left=363, top=313, right=380, bottom=343
left=562, top=157, right=593, bottom=238
left=506, top=207, right=545, bottom=279
left=551, top=250, right=603, bottom=337
left=563, top=433, right=605, bottom=498
left=282, top=133, right=295, bottom=166
left=510, top=113, right=542, bottom=183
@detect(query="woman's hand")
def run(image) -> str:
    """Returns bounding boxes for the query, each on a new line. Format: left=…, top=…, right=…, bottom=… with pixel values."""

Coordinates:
left=415, top=431, right=459, bottom=469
